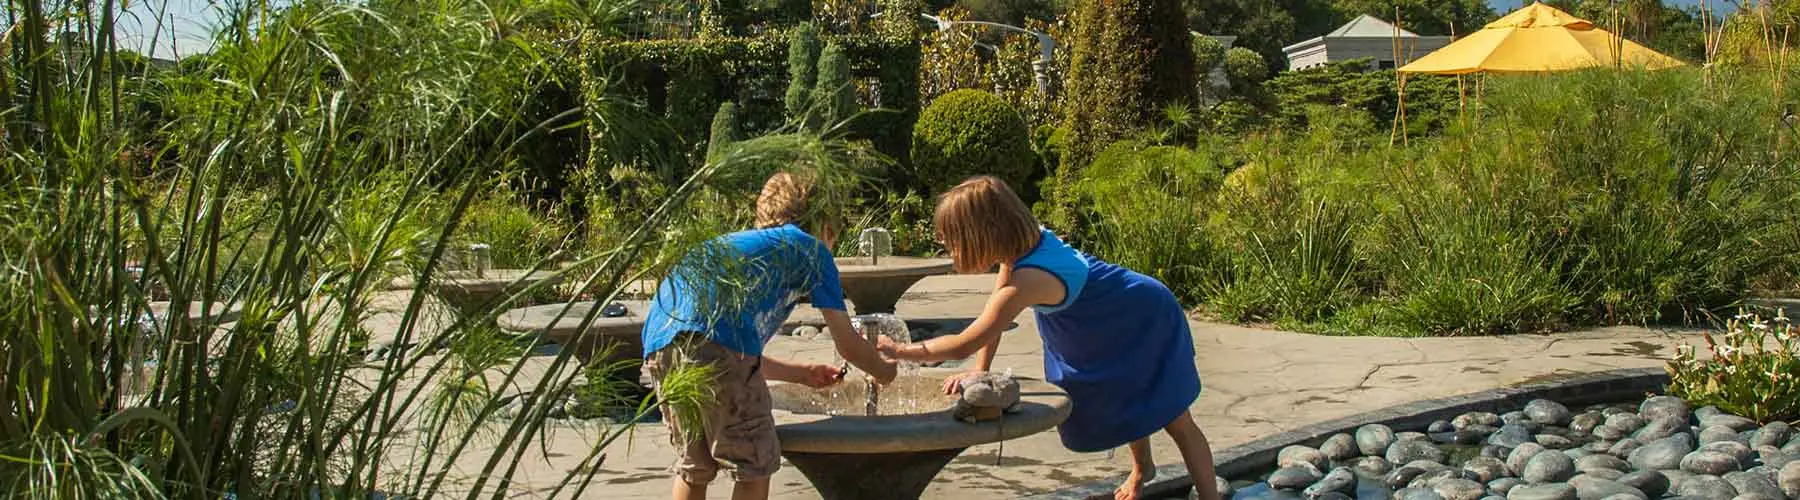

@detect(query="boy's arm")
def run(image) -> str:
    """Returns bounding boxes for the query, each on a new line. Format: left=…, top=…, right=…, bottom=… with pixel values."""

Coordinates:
left=821, top=308, right=898, bottom=384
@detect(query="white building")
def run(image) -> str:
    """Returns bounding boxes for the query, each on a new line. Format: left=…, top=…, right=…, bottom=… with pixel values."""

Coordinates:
left=1282, top=15, right=1451, bottom=71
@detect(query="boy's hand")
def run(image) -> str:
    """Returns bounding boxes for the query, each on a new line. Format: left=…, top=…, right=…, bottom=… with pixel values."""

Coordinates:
left=867, top=358, right=899, bottom=386
left=800, top=364, right=845, bottom=388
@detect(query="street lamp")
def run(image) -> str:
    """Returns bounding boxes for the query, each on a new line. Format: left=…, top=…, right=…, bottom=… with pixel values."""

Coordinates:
left=918, top=13, right=1057, bottom=97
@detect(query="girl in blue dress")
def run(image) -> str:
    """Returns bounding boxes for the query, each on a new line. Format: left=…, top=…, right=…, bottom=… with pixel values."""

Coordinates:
left=879, top=176, right=1220, bottom=500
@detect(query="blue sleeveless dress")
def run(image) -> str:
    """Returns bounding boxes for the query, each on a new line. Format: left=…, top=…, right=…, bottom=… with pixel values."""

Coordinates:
left=1016, top=228, right=1202, bottom=452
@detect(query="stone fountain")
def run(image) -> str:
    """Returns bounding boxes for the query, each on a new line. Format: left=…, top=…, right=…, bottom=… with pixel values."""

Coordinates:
left=495, top=301, right=644, bottom=365
left=388, top=243, right=560, bottom=314
left=834, top=229, right=953, bottom=315
left=758, top=313, right=1071, bottom=500
left=768, top=367, right=1070, bottom=500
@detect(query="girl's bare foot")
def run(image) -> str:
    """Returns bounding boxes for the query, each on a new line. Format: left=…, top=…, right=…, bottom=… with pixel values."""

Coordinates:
left=1114, top=468, right=1156, bottom=500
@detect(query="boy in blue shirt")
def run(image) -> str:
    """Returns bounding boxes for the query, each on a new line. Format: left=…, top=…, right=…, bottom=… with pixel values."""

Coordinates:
left=640, top=172, right=896, bottom=500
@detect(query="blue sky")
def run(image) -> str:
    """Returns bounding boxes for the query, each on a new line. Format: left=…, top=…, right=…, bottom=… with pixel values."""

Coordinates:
left=118, top=0, right=1739, bottom=59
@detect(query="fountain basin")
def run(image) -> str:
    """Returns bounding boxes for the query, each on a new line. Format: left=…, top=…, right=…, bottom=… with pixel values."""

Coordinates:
left=769, top=368, right=1072, bottom=500
left=392, top=269, right=560, bottom=314
left=833, top=257, right=953, bottom=315
left=495, top=301, right=644, bottom=364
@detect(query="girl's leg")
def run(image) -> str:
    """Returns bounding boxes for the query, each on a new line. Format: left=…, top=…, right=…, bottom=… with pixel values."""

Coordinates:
left=1164, top=410, right=1222, bottom=500
left=672, top=478, right=706, bottom=500
left=1116, top=437, right=1157, bottom=500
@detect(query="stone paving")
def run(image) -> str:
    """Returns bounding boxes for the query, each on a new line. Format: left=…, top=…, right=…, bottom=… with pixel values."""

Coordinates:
left=534, top=273, right=1712, bottom=499
left=362, top=272, right=1717, bottom=499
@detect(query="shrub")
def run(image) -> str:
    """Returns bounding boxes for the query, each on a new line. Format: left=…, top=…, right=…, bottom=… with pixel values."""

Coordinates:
left=458, top=189, right=576, bottom=270
left=808, top=43, right=858, bottom=130
left=1052, top=0, right=1196, bottom=228
left=1668, top=312, right=1800, bottom=423
left=1209, top=145, right=1364, bottom=324
left=1222, top=47, right=1268, bottom=93
left=785, top=24, right=822, bottom=121
left=706, top=101, right=744, bottom=162
left=911, top=89, right=1034, bottom=194
left=1072, top=140, right=1228, bottom=303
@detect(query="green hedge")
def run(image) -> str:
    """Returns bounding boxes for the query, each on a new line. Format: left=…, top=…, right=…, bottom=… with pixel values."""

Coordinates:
left=911, top=89, right=1033, bottom=194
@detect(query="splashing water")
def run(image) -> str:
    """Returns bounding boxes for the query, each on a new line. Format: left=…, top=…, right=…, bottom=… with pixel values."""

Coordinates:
left=830, top=314, right=925, bottom=415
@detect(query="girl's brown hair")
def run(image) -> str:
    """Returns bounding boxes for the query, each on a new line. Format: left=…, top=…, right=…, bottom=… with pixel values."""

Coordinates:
left=934, top=176, right=1040, bottom=273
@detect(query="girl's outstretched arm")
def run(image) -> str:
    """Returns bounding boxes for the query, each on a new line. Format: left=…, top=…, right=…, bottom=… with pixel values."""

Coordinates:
left=883, top=267, right=1063, bottom=363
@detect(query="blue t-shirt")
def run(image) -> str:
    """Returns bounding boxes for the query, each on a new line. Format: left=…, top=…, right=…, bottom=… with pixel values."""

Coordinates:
left=640, top=224, right=846, bottom=357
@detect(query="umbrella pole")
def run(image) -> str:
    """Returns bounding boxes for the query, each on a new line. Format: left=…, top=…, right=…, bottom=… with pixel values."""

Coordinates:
left=1392, top=73, right=1409, bottom=147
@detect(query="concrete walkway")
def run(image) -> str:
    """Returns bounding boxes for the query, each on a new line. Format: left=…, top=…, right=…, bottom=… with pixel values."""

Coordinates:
left=569, top=273, right=1709, bottom=499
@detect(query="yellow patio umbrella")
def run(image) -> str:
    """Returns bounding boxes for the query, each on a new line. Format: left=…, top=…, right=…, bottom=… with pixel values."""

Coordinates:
left=1398, top=1, right=1685, bottom=75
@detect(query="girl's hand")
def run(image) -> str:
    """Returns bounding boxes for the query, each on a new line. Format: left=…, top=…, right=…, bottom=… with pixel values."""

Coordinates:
left=941, top=370, right=985, bottom=395
left=875, top=336, right=905, bottom=358
left=800, top=364, right=845, bottom=388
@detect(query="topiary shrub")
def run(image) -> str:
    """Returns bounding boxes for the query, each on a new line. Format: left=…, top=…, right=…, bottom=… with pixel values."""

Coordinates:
left=911, top=89, right=1034, bottom=194
left=785, top=24, right=822, bottom=122
left=706, top=101, right=743, bottom=162
left=1223, top=46, right=1268, bottom=94
left=808, top=43, right=858, bottom=130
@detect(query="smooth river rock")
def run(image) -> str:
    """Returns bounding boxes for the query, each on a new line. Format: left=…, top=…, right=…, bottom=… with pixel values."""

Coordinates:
left=1607, top=414, right=1648, bottom=434
left=1281, top=445, right=1331, bottom=472
left=1528, top=400, right=1575, bottom=427
left=1572, top=413, right=1606, bottom=435
left=1701, top=414, right=1760, bottom=433
left=1577, top=454, right=1634, bottom=474
left=1510, top=483, right=1580, bottom=500
left=1492, top=424, right=1539, bottom=449
left=1755, top=422, right=1793, bottom=449
left=1722, top=470, right=1785, bottom=500
left=1637, top=417, right=1690, bottom=442
left=1779, top=461, right=1800, bottom=499
left=1462, top=456, right=1507, bottom=483
left=1511, top=443, right=1552, bottom=476
left=1432, top=478, right=1487, bottom=500
left=1269, top=464, right=1325, bottom=490
left=1675, top=475, right=1741, bottom=500
left=1353, top=456, right=1394, bottom=476
left=1702, top=441, right=1756, bottom=467
left=1640, top=396, right=1692, bottom=423
left=1525, top=450, right=1578, bottom=483
left=1488, top=477, right=1524, bottom=496
left=1390, top=440, right=1449, bottom=465
left=1321, top=433, right=1359, bottom=460
left=1540, top=435, right=1579, bottom=450
left=1619, top=470, right=1671, bottom=498
left=1706, top=425, right=1749, bottom=445
left=1684, top=450, right=1746, bottom=475
left=1303, top=467, right=1357, bottom=498
left=1608, top=439, right=1643, bottom=459
left=1569, top=475, right=1649, bottom=500
left=1397, top=487, right=1447, bottom=500
left=1359, top=424, right=1398, bottom=457
left=1632, top=434, right=1698, bottom=471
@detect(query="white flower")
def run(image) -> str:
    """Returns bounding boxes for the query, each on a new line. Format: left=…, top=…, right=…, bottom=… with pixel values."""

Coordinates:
left=1725, top=365, right=1738, bottom=375
left=1676, top=344, right=1696, bottom=355
left=1717, top=345, right=1739, bottom=356
left=1751, top=321, right=1769, bottom=331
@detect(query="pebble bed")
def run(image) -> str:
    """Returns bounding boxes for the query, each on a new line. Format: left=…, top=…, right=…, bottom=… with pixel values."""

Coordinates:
left=1225, top=396, right=1800, bottom=500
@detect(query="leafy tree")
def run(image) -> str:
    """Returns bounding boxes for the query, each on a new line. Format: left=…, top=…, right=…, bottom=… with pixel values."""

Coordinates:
left=951, top=0, right=1067, bottom=24
left=1223, top=46, right=1269, bottom=94
left=911, top=89, right=1035, bottom=193
left=1184, top=0, right=1339, bottom=69
left=1328, top=0, right=1494, bottom=37
left=1193, top=34, right=1227, bottom=74
left=1053, top=0, right=1197, bottom=229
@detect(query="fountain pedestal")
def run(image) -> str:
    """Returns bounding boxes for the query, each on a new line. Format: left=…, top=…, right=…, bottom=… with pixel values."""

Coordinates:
left=783, top=449, right=965, bottom=500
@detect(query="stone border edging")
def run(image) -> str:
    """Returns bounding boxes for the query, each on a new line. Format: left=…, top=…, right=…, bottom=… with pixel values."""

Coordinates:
left=1022, top=367, right=1671, bottom=500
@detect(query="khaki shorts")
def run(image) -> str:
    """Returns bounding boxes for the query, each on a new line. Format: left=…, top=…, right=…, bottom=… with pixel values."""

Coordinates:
left=641, top=335, right=779, bottom=483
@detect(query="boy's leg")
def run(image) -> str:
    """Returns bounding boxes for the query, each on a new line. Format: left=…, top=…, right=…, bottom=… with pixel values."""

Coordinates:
left=1164, top=410, right=1222, bottom=500
left=732, top=478, right=771, bottom=500
left=645, top=340, right=722, bottom=500
left=1116, top=438, right=1156, bottom=500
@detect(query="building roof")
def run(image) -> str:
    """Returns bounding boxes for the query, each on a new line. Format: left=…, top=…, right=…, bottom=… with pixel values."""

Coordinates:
left=1328, top=14, right=1421, bottom=39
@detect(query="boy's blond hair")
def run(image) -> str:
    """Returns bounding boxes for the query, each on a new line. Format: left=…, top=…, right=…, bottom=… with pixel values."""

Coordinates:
left=934, top=176, right=1040, bottom=274
left=755, top=172, right=837, bottom=243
